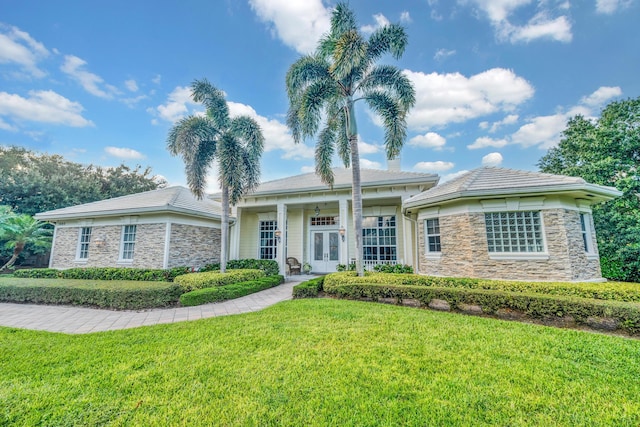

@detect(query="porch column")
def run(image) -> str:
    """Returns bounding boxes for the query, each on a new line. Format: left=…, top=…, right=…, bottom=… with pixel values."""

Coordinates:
left=339, top=198, right=349, bottom=265
left=276, top=203, right=287, bottom=276
left=230, top=207, right=241, bottom=260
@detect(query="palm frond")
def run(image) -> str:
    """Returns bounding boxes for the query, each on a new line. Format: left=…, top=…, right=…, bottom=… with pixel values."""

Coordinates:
left=299, top=78, right=338, bottom=139
left=366, top=91, right=407, bottom=160
left=167, top=116, right=216, bottom=162
left=336, top=109, right=351, bottom=167
left=191, top=78, right=230, bottom=129
left=230, top=116, right=264, bottom=160
left=183, top=139, right=217, bottom=199
left=358, top=65, right=415, bottom=111
left=331, top=3, right=358, bottom=35
left=367, top=24, right=408, bottom=61
left=285, top=55, right=331, bottom=100
left=331, top=30, right=367, bottom=81
left=315, top=125, right=336, bottom=188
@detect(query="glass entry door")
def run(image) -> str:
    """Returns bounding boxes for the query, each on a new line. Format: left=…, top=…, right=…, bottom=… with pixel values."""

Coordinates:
left=310, top=230, right=339, bottom=273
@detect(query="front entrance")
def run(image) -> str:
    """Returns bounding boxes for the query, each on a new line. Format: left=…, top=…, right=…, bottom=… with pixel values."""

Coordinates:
left=310, top=230, right=339, bottom=273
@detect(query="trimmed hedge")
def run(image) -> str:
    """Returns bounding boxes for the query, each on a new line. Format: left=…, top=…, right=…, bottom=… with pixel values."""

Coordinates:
left=324, top=272, right=640, bottom=302
left=0, top=279, right=182, bottom=310
left=13, top=267, right=191, bottom=282
left=173, top=269, right=265, bottom=292
left=201, top=259, right=279, bottom=276
left=372, top=264, right=414, bottom=274
left=292, top=277, right=324, bottom=299
left=326, top=282, right=640, bottom=335
left=179, top=275, right=285, bottom=307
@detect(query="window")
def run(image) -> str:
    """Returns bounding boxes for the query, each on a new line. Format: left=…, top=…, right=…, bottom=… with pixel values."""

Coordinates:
left=362, top=216, right=397, bottom=262
left=259, top=220, right=277, bottom=260
left=310, top=216, right=337, bottom=226
left=580, top=213, right=592, bottom=253
left=425, top=218, right=441, bottom=253
left=77, top=227, right=92, bottom=260
left=485, top=211, right=544, bottom=253
left=121, top=225, right=137, bottom=260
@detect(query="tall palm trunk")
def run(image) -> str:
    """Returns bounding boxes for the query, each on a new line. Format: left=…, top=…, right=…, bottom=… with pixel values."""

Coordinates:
left=346, top=103, right=365, bottom=276
left=220, top=186, right=229, bottom=273
left=0, top=242, right=24, bottom=272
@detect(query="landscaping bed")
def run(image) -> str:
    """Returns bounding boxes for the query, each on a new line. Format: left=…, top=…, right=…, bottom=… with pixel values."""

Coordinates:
left=299, top=273, right=640, bottom=336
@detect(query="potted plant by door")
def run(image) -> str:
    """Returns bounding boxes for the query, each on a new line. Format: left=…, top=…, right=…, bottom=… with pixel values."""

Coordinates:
left=302, top=262, right=312, bottom=274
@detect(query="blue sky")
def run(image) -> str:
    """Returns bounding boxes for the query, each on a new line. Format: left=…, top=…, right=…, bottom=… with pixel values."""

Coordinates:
left=1, top=0, right=638, bottom=191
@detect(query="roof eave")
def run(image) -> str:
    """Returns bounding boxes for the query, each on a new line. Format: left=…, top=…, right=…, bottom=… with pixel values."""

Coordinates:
left=35, top=205, right=229, bottom=223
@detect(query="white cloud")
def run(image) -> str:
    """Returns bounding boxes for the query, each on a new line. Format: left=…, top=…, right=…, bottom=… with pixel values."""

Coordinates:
left=413, top=160, right=455, bottom=172
left=467, top=136, right=509, bottom=149
left=61, top=55, right=119, bottom=99
left=104, top=146, right=145, bottom=159
left=464, top=0, right=572, bottom=43
left=409, top=132, right=447, bottom=150
left=488, top=114, right=519, bottom=132
left=479, top=121, right=489, bottom=130
left=440, top=169, right=470, bottom=183
left=400, top=11, right=412, bottom=23
left=434, top=48, right=456, bottom=61
left=228, top=101, right=314, bottom=160
left=359, top=158, right=383, bottom=169
left=248, top=0, right=331, bottom=54
left=155, top=86, right=198, bottom=123
left=121, top=94, right=148, bottom=107
left=0, top=24, right=49, bottom=78
left=0, top=90, right=93, bottom=127
left=596, top=0, right=633, bottom=14
left=361, top=13, right=390, bottom=34
left=358, top=139, right=380, bottom=154
left=404, top=68, right=534, bottom=130
left=482, top=152, right=504, bottom=166
left=125, top=79, right=138, bottom=92
left=152, top=74, right=161, bottom=84
left=580, top=86, right=622, bottom=107
left=0, top=117, right=17, bottom=131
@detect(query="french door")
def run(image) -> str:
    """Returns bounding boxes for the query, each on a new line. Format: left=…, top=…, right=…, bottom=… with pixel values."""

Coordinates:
left=310, top=230, right=339, bottom=273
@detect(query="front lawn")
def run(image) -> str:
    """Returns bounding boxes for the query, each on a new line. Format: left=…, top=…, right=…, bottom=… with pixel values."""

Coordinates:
left=1, top=299, right=639, bottom=426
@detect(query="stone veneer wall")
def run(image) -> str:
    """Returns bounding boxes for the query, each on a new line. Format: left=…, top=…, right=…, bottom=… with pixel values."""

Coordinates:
left=167, top=223, right=220, bottom=269
left=50, top=223, right=167, bottom=269
left=418, top=208, right=602, bottom=281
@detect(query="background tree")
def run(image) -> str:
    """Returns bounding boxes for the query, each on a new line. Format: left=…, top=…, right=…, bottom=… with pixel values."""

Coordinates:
left=0, top=146, right=166, bottom=216
left=167, top=79, right=264, bottom=273
left=286, top=2, right=415, bottom=276
left=538, top=96, right=640, bottom=281
left=0, top=214, right=52, bottom=271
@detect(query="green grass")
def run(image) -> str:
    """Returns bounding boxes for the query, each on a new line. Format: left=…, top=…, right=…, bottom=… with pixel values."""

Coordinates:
left=1, top=299, right=639, bottom=426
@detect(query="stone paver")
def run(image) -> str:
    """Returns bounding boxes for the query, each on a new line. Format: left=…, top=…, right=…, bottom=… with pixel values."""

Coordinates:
left=0, top=276, right=314, bottom=334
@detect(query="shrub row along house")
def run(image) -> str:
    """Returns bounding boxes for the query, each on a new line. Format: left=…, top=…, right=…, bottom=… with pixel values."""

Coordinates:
left=36, top=166, right=621, bottom=281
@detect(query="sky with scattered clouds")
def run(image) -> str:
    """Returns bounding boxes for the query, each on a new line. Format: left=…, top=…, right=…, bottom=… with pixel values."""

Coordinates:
left=0, top=0, right=637, bottom=189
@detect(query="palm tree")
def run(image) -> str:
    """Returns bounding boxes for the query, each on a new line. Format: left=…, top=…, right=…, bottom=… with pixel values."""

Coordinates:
left=167, top=79, right=264, bottom=273
left=0, top=214, right=52, bottom=271
left=286, top=3, right=415, bottom=276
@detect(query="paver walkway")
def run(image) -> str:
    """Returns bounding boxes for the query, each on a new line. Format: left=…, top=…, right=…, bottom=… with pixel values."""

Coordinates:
left=0, top=276, right=313, bottom=334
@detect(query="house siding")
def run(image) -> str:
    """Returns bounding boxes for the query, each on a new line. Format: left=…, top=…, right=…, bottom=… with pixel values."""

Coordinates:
left=418, top=209, right=602, bottom=281
left=50, top=223, right=167, bottom=269
left=168, top=223, right=220, bottom=269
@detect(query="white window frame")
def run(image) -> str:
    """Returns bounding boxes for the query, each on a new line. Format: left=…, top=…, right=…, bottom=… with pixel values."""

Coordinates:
left=424, top=218, right=442, bottom=258
left=119, top=224, right=137, bottom=262
left=485, top=211, right=549, bottom=260
left=75, top=227, right=92, bottom=261
left=579, top=212, right=597, bottom=258
left=362, top=215, right=397, bottom=263
left=258, top=220, right=278, bottom=260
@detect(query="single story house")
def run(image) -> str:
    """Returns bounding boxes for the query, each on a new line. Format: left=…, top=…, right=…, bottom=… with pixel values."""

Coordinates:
left=35, top=186, right=224, bottom=270
left=37, top=165, right=621, bottom=281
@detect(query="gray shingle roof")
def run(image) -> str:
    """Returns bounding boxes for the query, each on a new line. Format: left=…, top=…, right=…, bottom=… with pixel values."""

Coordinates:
left=35, top=186, right=224, bottom=221
left=250, top=167, right=439, bottom=196
left=404, top=166, right=621, bottom=209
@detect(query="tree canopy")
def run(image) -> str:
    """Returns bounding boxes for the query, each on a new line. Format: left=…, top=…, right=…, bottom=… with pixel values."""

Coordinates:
left=285, top=2, right=415, bottom=275
left=538, top=96, right=640, bottom=281
left=0, top=146, right=166, bottom=216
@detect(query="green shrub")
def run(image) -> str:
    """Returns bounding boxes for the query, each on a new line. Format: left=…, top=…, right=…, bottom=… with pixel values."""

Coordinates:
left=0, top=279, right=182, bottom=310
left=173, top=269, right=265, bottom=292
left=373, top=264, right=414, bottom=274
left=323, top=272, right=640, bottom=302
left=326, top=282, right=640, bottom=335
left=201, top=259, right=279, bottom=276
left=292, top=277, right=324, bottom=299
left=13, top=266, right=191, bottom=282
left=179, top=275, right=284, bottom=306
